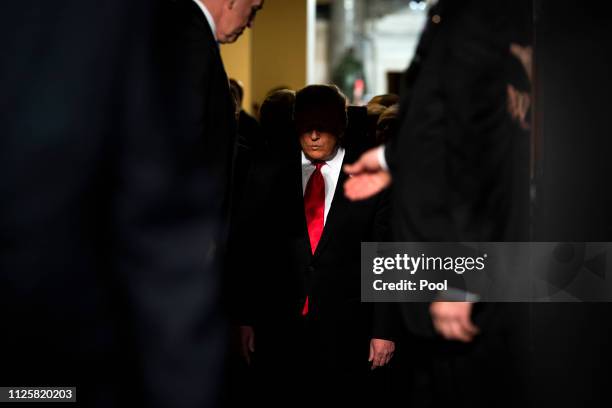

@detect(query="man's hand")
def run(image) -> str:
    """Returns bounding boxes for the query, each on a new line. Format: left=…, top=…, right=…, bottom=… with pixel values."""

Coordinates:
left=239, top=325, right=255, bottom=365
left=430, top=302, right=479, bottom=343
left=369, top=338, right=395, bottom=369
left=343, top=148, right=392, bottom=201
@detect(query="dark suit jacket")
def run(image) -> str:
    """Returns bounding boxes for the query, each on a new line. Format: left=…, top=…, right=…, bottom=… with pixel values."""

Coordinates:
left=158, top=0, right=237, bottom=222
left=0, top=1, right=234, bottom=407
left=387, top=0, right=529, bottom=244
left=387, top=0, right=531, bottom=326
left=232, top=147, right=395, bottom=369
left=383, top=1, right=532, bottom=407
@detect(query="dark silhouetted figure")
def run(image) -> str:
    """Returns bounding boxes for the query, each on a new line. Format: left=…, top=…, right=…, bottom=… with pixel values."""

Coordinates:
left=0, top=0, right=263, bottom=406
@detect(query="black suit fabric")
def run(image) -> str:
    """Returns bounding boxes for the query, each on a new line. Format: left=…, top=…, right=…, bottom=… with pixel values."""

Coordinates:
left=157, top=0, right=237, bottom=224
left=0, top=1, right=234, bottom=407
left=384, top=1, right=532, bottom=407
left=232, top=148, right=395, bottom=406
left=387, top=0, right=530, bottom=243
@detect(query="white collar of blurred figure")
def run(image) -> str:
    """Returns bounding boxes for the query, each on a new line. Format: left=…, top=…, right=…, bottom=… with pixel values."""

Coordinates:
left=192, top=0, right=217, bottom=41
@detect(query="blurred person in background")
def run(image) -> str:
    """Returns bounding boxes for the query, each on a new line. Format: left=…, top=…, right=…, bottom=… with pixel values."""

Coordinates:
left=367, top=103, right=387, bottom=146
left=258, top=89, right=298, bottom=156
left=366, top=94, right=400, bottom=147
left=375, top=104, right=400, bottom=145
left=230, top=78, right=261, bottom=149
left=368, top=93, right=400, bottom=109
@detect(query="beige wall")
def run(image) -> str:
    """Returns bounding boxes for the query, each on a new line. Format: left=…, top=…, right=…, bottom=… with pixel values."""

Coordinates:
left=220, top=0, right=308, bottom=116
left=251, top=0, right=307, bottom=113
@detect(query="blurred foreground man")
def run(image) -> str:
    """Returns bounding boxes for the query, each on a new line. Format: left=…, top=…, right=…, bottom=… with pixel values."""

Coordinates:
left=0, top=0, right=261, bottom=407
left=345, top=1, right=531, bottom=407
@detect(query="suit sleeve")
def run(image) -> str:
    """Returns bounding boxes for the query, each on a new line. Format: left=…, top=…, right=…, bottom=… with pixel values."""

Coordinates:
left=370, top=189, right=399, bottom=340
left=384, top=1, right=515, bottom=243
left=114, top=5, right=227, bottom=406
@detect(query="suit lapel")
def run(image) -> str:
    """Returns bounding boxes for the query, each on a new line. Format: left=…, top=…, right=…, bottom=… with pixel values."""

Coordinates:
left=312, top=149, right=354, bottom=258
left=294, top=153, right=313, bottom=259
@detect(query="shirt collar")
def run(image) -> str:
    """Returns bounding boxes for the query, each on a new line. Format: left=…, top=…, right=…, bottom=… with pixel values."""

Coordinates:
left=192, top=0, right=217, bottom=41
left=301, top=146, right=346, bottom=170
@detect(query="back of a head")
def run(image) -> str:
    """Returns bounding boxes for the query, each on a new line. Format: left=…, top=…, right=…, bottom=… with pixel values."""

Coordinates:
left=367, top=103, right=387, bottom=123
left=259, top=89, right=297, bottom=152
left=376, top=103, right=400, bottom=144
left=265, top=85, right=292, bottom=99
left=229, top=78, right=244, bottom=106
left=294, top=84, right=348, bottom=140
left=368, top=93, right=400, bottom=108
left=259, top=89, right=296, bottom=130
left=366, top=103, right=387, bottom=146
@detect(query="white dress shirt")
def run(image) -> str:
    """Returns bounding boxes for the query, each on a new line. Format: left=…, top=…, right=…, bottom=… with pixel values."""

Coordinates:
left=378, top=145, right=390, bottom=171
left=192, top=0, right=217, bottom=41
left=301, top=147, right=346, bottom=225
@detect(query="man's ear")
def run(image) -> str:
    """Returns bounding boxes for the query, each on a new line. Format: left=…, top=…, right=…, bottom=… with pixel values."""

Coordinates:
left=227, top=0, right=237, bottom=10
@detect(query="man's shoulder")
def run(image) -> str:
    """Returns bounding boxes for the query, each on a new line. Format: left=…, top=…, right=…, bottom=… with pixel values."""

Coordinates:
left=341, top=146, right=361, bottom=166
left=162, top=0, right=217, bottom=49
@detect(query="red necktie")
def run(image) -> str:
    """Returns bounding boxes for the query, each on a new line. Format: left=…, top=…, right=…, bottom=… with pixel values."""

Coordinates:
left=304, top=162, right=325, bottom=253
left=302, top=162, right=325, bottom=316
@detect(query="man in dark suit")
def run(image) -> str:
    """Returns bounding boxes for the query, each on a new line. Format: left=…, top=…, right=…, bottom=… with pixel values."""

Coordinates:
left=232, top=85, right=396, bottom=406
left=344, top=1, right=532, bottom=407
left=158, top=0, right=264, bottom=226
left=0, top=0, right=262, bottom=407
